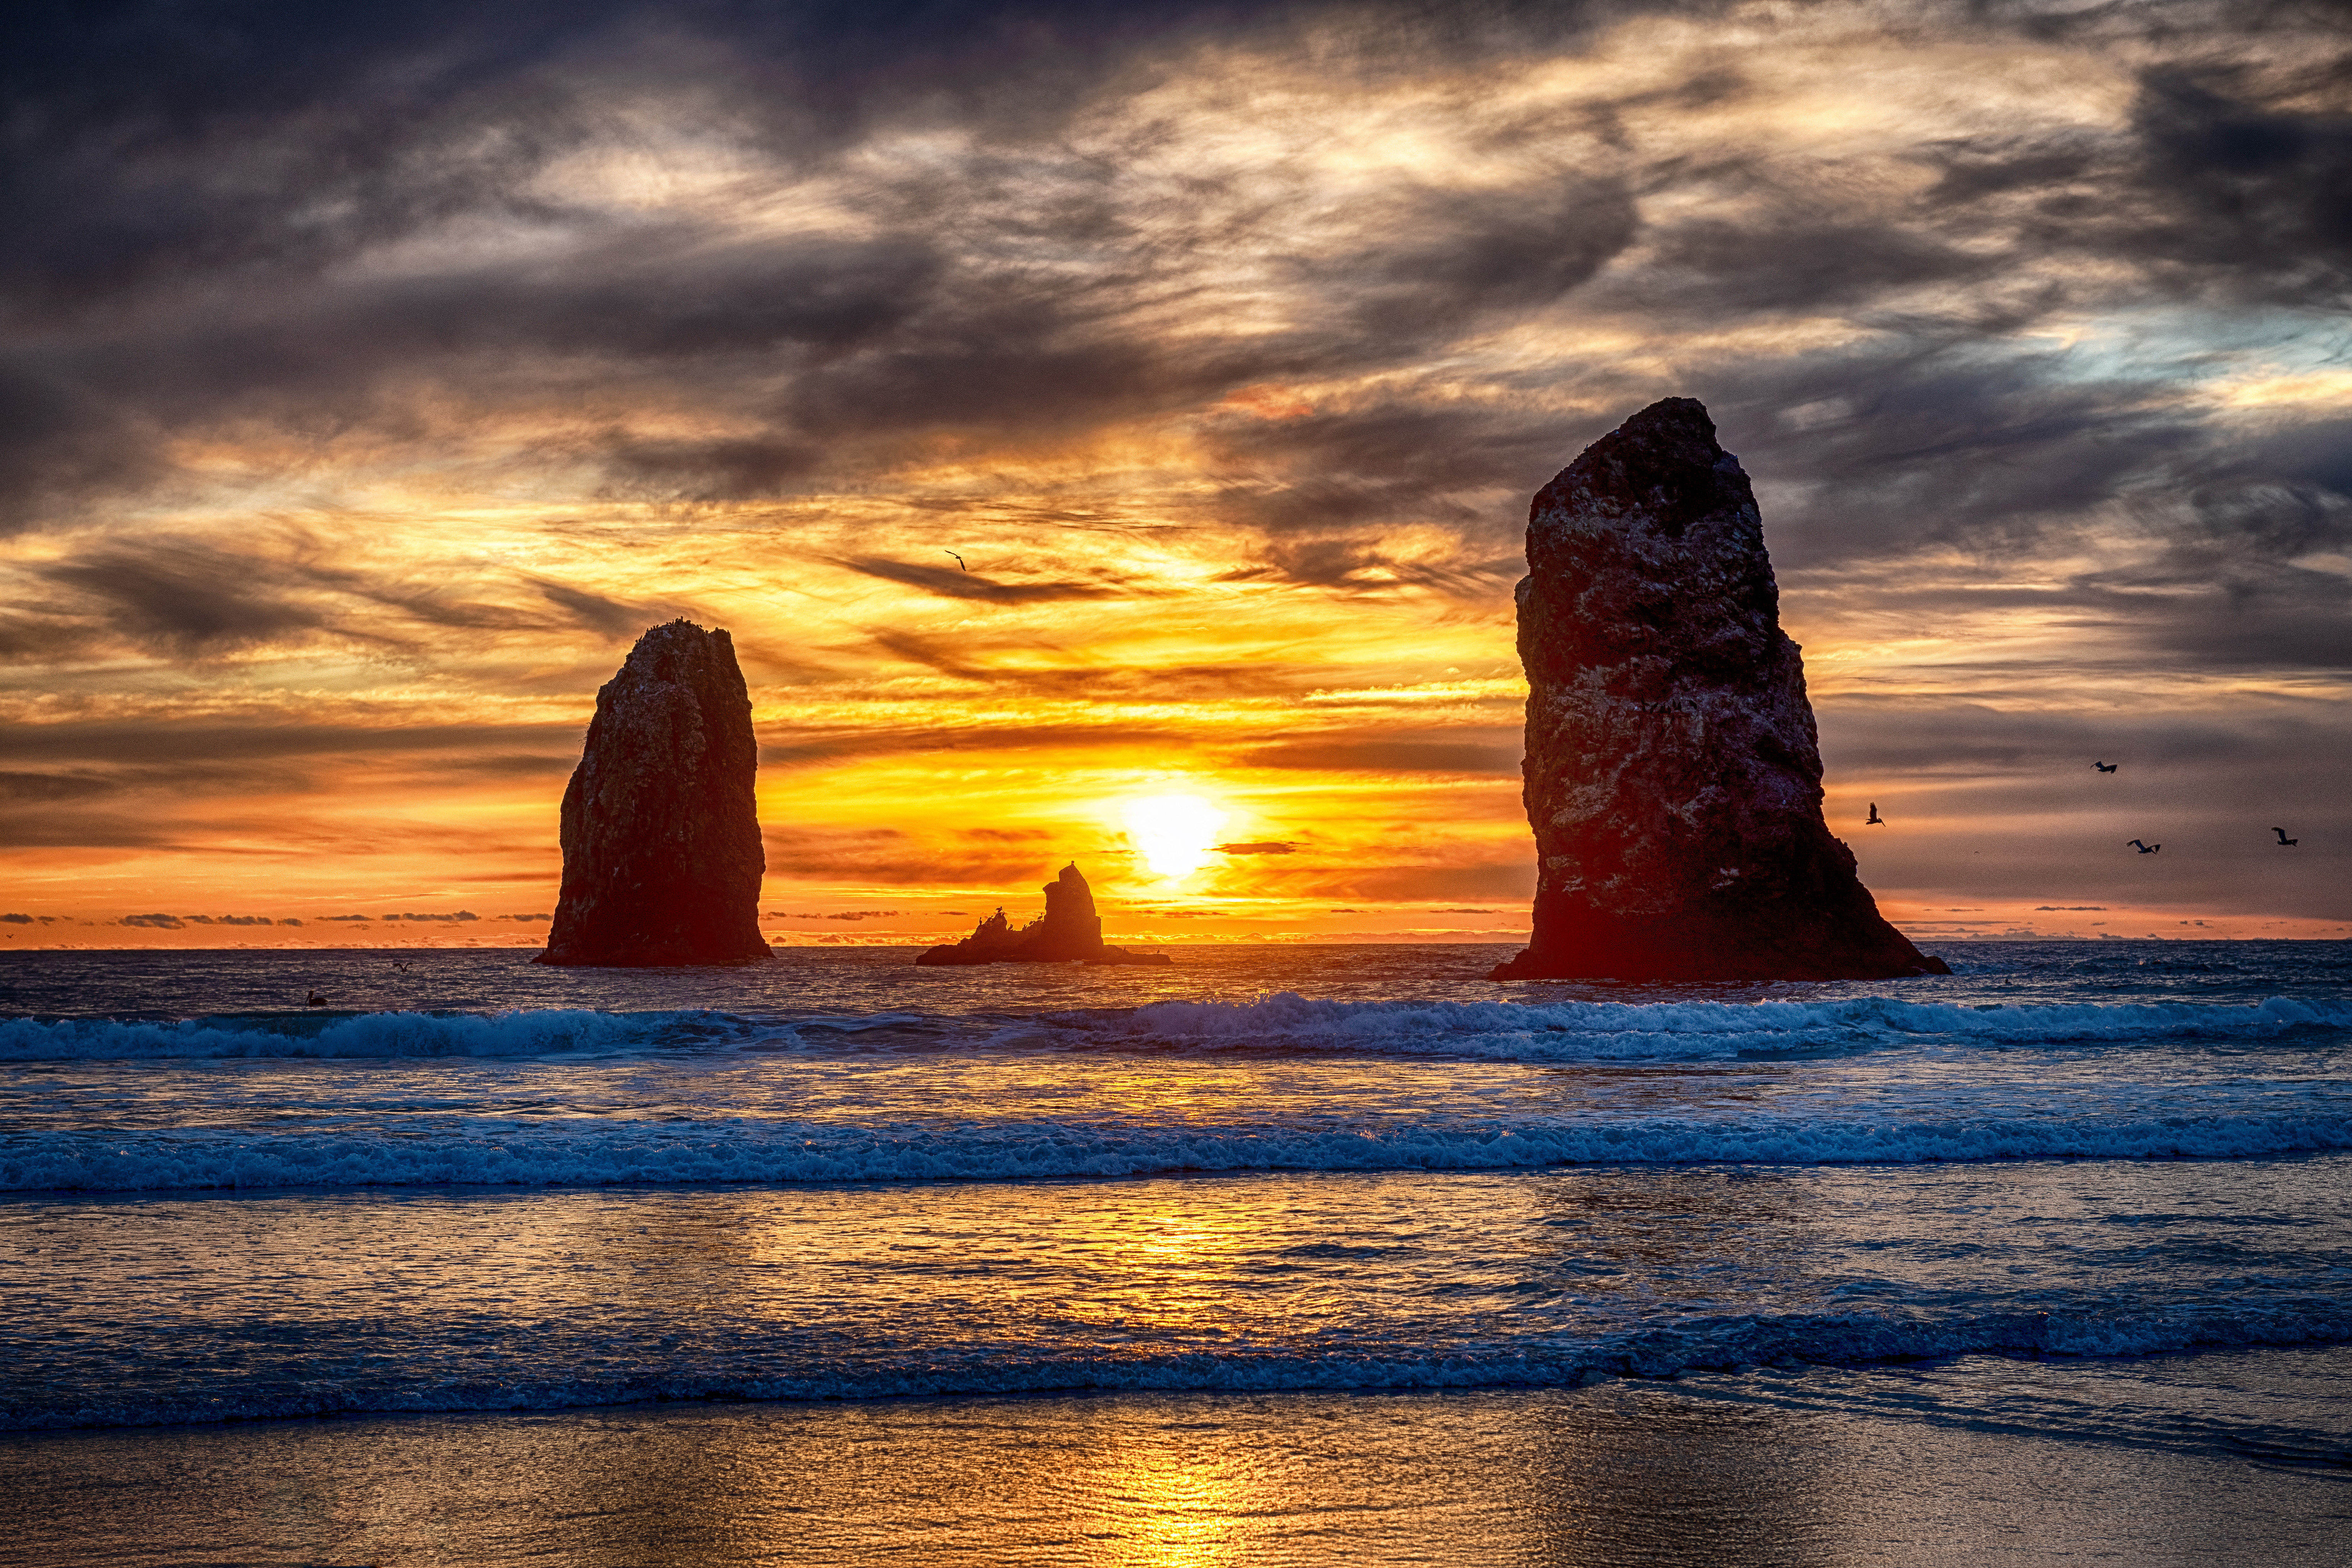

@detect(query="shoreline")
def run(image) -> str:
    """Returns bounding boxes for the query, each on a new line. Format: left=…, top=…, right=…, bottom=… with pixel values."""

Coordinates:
left=5, top=1351, right=2345, bottom=1566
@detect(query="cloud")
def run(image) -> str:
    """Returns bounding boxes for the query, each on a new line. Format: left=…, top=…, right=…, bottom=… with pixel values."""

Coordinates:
left=2127, top=71, right=2352, bottom=306
left=387, top=910, right=480, bottom=922
left=5, top=0, right=2351, bottom=936
left=0, top=913, right=31, bottom=924
left=38, top=543, right=336, bottom=659
left=118, top=913, right=186, bottom=929
left=1240, top=737, right=1522, bottom=775
left=316, top=914, right=375, bottom=921
left=835, top=556, right=1132, bottom=603
left=0, top=771, right=114, bottom=803
left=1213, top=841, right=1297, bottom=854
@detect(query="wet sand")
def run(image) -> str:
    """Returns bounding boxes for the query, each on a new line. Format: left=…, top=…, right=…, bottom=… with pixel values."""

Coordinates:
left=4, top=1348, right=2345, bottom=1566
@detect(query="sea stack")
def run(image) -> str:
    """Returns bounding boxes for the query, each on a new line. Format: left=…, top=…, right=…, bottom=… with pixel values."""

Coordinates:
left=918, top=863, right=1171, bottom=966
left=1491, top=398, right=1946, bottom=983
left=537, top=620, right=773, bottom=967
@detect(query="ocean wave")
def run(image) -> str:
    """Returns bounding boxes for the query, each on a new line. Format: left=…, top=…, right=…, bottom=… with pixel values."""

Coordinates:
left=9, top=1109, right=2349, bottom=1192
left=6, top=989, right=2348, bottom=1066
left=0, top=1008, right=720, bottom=1060
left=8, top=1298, right=2346, bottom=1431
left=1096, top=991, right=2352, bottom=1060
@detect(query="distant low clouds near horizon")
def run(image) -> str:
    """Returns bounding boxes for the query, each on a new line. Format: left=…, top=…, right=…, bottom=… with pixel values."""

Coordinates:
left=2, top=0, right=2347, bottom=938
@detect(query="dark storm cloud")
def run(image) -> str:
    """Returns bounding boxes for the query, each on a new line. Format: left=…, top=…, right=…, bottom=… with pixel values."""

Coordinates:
left=1673, top=343, right=2350, bottom=673
left=2127, top=71, right=2352, bottom=305
left=1348, top=180, right=1640, bottom=325
left=1639, top=215, right=1990, bottom=316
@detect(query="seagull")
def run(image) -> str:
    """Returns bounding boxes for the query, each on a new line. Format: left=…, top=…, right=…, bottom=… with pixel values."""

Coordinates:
left=944, top=550, right=966, bottom=571
left=1865, top=803, right=1884, bottom=825
left=2127, top=840, right=2161, bottom=854
left=2093, top=761, right=2118, bottom=773
left=2273, top=828, right=2298, bottom=846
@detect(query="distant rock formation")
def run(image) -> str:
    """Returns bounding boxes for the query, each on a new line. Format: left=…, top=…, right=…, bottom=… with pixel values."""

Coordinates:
left=918, top=863, right=1171, bottom=966
left=537, top=620, right=774, bottom=967
left=1491, top=397, right=1947, bottom=983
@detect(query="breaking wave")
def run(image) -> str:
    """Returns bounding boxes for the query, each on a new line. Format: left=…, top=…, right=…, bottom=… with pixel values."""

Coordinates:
left=9, top=1297, right=2347, bottom=1432
left=9, top=990, right=2346, bottom=1064
left=10, top=1106, right=2350, bottom=1192
left=0, top=1009, right=732, bottom=1061
left=1098, top=991, right=2352, bottom=1060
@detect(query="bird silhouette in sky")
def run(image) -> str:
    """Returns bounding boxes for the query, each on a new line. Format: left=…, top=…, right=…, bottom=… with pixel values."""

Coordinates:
left=2273, top=828, right=2298, bottom=846
left=944, top=550, right=966, bottom=570
left=2094, top=761, right=2118, bottom=773
left=2128, top=840, right=2161, bottom=854
left=1865, top=803, right=1884, bottom=825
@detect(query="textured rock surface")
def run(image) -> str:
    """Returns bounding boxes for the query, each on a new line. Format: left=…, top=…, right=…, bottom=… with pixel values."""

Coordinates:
left=538, top=620, right=773, bottom=967
left=918, top=863, right=1170, bottom=966
left=1492, top=398, right=1946, bottom=982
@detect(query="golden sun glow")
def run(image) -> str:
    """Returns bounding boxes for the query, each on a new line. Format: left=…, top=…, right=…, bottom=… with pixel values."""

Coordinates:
left=1123, top=794, right=1229, bottom=881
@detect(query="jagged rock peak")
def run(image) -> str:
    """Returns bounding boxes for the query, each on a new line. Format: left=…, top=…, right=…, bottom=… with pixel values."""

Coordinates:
left=1491, top=398, right=1947, bottom=982
left=917, top=862, right=1170, bottom=967
left=537, top=619, right=773, bottom=967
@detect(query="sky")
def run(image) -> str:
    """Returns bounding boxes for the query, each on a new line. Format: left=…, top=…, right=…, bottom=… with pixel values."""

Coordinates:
left=3, top=0, right=2349, bottom=951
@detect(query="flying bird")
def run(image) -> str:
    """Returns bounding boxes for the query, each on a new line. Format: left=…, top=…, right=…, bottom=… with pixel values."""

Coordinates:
left=2273, top=828, right=2298, bottom=846
left=944, top=550, right=966, bottom=570
left=1865, top=803, right=1884, bottom=825
left=2094, top=761, right=2118, bottom=773
left=2128, top=840, right=2161, bottom=854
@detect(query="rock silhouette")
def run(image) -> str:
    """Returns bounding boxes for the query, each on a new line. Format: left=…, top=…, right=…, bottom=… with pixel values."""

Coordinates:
left=1491, top=398, right=1946, bottom=983
left=918, top=863, right=1171, bottom=966
left=537, top=620, right=774, bottom=967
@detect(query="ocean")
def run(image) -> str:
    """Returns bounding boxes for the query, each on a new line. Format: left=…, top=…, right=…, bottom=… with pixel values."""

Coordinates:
left=2, top=941, right=2347, bottom=1564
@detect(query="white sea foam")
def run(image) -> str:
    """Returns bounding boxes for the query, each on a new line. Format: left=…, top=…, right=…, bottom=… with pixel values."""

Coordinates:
left=1104, top=992, right=2352, bottom=1060
left=0, top=1009, right=692, bottom=1060
left=7, top=1298, right=2347, bottom=1431
left=10, top=1103, right=2349, bottom=1192
left=7, top=991, right=2345, bottom=1063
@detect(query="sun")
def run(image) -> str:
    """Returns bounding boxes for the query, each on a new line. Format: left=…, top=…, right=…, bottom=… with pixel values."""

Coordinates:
left=1122, top=793, right=1228, bottom=880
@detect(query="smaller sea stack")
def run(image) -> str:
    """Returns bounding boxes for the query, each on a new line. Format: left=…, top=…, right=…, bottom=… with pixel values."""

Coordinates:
left=538, top=620, right=773, bottom=967
left=918, top=863, right=1171, bottom=966
left=1492, top=397, right=1945, bottom=983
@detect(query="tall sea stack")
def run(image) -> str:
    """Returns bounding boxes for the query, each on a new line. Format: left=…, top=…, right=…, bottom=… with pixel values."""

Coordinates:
left=537, top=620, right=773, bottom=967
left=1491, top=398, right=1946, bottom=983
